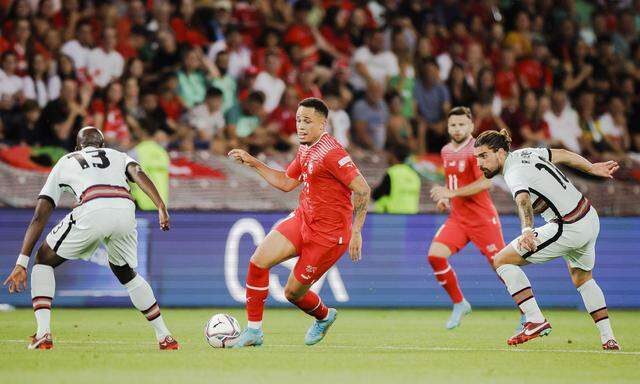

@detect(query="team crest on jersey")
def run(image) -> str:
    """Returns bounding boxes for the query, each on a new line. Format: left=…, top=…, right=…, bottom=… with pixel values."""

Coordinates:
left=520, top=150, right=532, bottom=164
left=307, top=161, right=314, bottom=174
left=305, top=265, right=318, bottom=274
left=458, top=160, right=466, bottom=172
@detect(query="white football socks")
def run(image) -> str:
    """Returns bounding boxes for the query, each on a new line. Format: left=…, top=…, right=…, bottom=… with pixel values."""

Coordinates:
left=577, top=279, right=615, bottom=343
left=31, top=264, right=55, bottom=338
left=247, top=321, right=262, bottom=330
left=125, top=274, right=171, bottom=341
left=496, top=264, right=545, bottom=323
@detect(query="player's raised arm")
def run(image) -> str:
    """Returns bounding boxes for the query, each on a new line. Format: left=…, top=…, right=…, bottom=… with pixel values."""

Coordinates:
left=550, top=149, right=619, bottom=178
left=3, top=198, right=56, bottom=293
left=228, top=149, right=301, bottom=192
left=126, top=163, right=170, bottom=231
left=348, top=174, right=371, bottom=262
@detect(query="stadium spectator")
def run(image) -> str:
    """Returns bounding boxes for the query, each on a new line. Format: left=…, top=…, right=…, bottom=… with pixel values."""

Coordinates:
left=208, top=26, right=251, bottom=80
left=3, top=99, right=41, bottom=146
left=88, top=27, right=124, bottom=89
left=0, top=51, right=23, bottom=105
left=415, top=58, right=451, bottom=153
left=252, top=28, right=292, bottom=79
left=325, top=92, right=351, bottom=148
left=447, top=63, right=475, bottom=109
left=352, top=81, right=388, bottom=151
left=187, top=86, right=226, bottom=149
left=266, top=86, right=298, bottom=150
left=495, top=48, right=519, bottom=100
left=513, top=89, right=552, bottom=148
left=36, top=78, right=90, bottom=150
left=177, top=47, right=214, bottom=108
left=22, top=52, right=60, bottom=107
left=385, top=90, right=415, bottom=151
left=543, top=88, right=582, bottom=153
left=253, top=51, right=286, bottom=113
left=60, top=20, right=93, bottom=81
left=89, top=81, right=130, bottom=149
left=350, top=28, right=399, bottom=93
left=226, top=90, right=268, bottom=153
left=150, top=30, right=183, bottom=82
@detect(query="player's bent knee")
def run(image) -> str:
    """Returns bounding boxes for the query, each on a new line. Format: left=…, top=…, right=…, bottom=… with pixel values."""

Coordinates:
left=570, top=268, right=592, bottom=288
left=427, top=242, right=452, bottom=258
left=284, top=286, right=304, bottom=303
left=109, top=263, right=137, bottom=285
left=34, top=242, right=65, bottom=268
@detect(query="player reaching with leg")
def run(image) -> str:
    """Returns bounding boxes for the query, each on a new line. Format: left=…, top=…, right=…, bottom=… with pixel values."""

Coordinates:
left=3, top=127, right=179, bottom=350
left=426, top=107, right=510, bottom=329
left=228, top=97, right=370, bottom=347
left=474, top=129, right=620, bottom=350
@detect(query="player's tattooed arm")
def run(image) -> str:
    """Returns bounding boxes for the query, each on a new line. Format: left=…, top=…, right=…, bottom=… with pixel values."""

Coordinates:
left=515, top=191, right=534, bottom=230
left=349, top=175, right=371, bottom=262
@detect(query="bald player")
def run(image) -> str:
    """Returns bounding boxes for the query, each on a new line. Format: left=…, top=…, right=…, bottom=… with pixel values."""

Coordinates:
left=3, top=127, right=179, bottom=350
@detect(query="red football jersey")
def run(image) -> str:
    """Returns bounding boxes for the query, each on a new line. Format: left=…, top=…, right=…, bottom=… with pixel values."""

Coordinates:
left=441, top=137, right=498, bottom=224
left=286, top=133, right=360, bottom=246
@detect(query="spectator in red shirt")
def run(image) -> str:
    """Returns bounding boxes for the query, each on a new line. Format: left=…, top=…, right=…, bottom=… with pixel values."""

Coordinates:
left=158, top=73, right=184, bottom=121
left=89, top=81, right=131, bottom=148
left=170, top=0, right=209, bottom=47
left=319, top=6, right=354, bottom=57
left=10, top=18, right=47, bottom=76
left=266, top=86, right=299, bottom=151
left=252, top=28, right=292, bottom=79
left=516, top=40, right=553, bottom=93
left=295, top=62, right=322, bottom=100
left=495, top=48, right=519, bottom=100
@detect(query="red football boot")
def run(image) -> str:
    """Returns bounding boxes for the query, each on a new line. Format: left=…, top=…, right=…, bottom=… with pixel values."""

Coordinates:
left=28, top=333, right=53, bottom=350
left=159, top=335, right=179, bottom=350
left=507, top=320, right=552, bottom=346
left=602, top=339, right=621, bottom=351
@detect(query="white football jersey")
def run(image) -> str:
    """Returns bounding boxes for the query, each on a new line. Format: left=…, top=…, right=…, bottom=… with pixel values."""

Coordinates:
left=39, top=146, right=138, bottom=206
left=502, top=147, right=583, bottom=223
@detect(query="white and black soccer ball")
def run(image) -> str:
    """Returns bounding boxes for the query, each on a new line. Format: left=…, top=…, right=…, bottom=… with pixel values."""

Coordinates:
left=204, top=313, right=241, bottom=348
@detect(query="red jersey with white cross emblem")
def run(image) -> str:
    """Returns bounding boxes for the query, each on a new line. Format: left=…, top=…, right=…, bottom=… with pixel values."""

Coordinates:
left=286, top=133, right=361, bottom=246
left=441, top=137, right=498, bottom=225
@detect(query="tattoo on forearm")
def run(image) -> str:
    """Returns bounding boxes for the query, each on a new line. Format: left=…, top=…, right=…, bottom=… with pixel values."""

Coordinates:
left=353, top=190, right=369, bottom=230
left=518, top=198, right=534, bottom=229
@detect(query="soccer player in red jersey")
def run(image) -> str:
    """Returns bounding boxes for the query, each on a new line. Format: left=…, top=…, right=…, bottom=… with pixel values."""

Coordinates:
left=427, top=107, right=507, bottom=329
left=228, top=97, right=371, bottom=347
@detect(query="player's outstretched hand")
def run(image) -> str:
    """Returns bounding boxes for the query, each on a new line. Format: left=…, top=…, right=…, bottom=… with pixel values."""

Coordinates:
left=436, top=198, right=450, bottom=212
left=518, top=230, right=538, bottom=253
left=349, top=231, right=362, bottom=262
left=159, top=207, right=170, bottom=231
left=228, top=149, right=257, bottom=167
left=589, top=161, right=619, bottom=179
left=3, top=265, right=27, bottom=293
left=430, top=185, right=454, bottom=202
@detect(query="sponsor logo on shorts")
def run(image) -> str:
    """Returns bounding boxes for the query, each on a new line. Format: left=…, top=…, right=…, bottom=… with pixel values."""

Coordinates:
left=486, top=244, right=497, bottom=252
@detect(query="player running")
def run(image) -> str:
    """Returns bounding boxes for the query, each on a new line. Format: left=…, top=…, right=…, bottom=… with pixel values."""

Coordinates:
left=3, top=127, right=179, bottom=350
left=228, top=97, right=370, bottom=347
left=473, top=129, right=620, bottom=350
left=427, top=107, right=508, bottom=329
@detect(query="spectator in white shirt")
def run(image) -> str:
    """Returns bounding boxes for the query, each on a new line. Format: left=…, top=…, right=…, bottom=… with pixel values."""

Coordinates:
left=598, top=95, right=631, bottom=151
left=325, top=92, right=351, bottom=148
left=22, top=52, right=61, bottom=107
left=88, top=26, right=125, bottom=88
left=350, top=28, right=399, bottom=92
left=60, top=20, right=94, bottom=81
left=0, top=52, right=24, bottom=105
left=207, top=26, right=252, bottom=80
left=187, top=86, right=226, bottom=144
left=543, top=88, right=583, bottom=153
left=253, top=51, right=286, bottom=114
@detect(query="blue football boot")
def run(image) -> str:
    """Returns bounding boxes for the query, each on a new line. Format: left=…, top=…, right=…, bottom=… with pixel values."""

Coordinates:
left=231, top=327, right=263, bottom=348
left=304, top=308, right=337, bottom=346
left=446, top=299, right=472, bottom=329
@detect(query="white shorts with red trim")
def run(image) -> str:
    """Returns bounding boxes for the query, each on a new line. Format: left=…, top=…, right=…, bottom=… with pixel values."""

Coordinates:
left=510, top=208, right=600, bottom=271
left=45, top=199, right=138, bottom=268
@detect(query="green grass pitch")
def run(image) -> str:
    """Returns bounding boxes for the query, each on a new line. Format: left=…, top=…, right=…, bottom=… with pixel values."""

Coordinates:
left=1, top=308, right=638, bottom=383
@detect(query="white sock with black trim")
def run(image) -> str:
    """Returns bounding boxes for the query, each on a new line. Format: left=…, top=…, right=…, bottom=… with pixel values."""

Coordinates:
left=124, top=274, right=170, bottom=341
left=31, top=264, right=55, bottom=338
left=577, top=279, right=615, bottom=344
left=496, top=264, right=545, bottom=323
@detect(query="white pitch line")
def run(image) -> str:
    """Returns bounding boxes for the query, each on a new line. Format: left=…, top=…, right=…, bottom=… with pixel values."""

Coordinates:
left=1, top=339, right=638, bottom=355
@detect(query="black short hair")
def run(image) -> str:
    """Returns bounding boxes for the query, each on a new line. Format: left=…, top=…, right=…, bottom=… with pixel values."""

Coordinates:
left=206, top=87, right=223, bottom=99
left=298, top=97, right=329, bottom=118
left=474, top=129, right=512, bottom=152
left=391, top=144, right=411, bottom=163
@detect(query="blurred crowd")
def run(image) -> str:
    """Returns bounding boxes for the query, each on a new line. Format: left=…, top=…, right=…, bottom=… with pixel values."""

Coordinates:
left=0, top=0, right=640, bottom=171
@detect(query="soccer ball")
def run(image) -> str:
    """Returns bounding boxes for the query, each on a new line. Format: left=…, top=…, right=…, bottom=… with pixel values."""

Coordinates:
left=204, top=314, right=241, bottom=348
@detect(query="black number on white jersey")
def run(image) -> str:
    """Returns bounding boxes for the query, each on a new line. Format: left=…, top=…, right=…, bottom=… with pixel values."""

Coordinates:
left=69, top=150, right=111, bottom=169
left=535, top=156, right=569, bottom=189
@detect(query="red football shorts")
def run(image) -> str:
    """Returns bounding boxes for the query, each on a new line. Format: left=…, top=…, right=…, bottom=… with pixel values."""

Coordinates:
left=433, top=214, right=506, bottom=262
left=275, top=211, right=349, bottom=286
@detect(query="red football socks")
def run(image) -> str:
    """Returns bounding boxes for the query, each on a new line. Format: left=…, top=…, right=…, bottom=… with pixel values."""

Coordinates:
left=245, top=262, right=270, bottom=322
left=428, top=255, right=464, bottom=304
left=293, top=290, right=329, bottom=320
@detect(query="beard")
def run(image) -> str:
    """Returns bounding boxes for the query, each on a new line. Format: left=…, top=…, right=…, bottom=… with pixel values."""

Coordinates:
left=452, top=133, right=470, bottom=144
left=481, top=166, right=501, bottom=179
